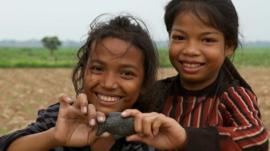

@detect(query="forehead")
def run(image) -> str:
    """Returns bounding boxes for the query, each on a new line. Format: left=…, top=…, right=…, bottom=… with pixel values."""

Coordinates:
left=175, top=6, right=221, bottom=31
left=90, top=37, right=144, bottom=66
left=176, top=2, right=220, bottom=27
left=176, top=11, right=203, bottom=25
left=173, top=12, right=221, bottom=33
left=93, top=37, right=131, bottom=55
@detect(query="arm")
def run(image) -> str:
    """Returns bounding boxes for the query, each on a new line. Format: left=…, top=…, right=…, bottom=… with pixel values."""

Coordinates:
left=1, top=94, right=102, bottom=151
left=217, top=86, right=268, bottom=151
left=0, top=103, right=60, bottom=151
left=7, top=128, right=59, bottom=151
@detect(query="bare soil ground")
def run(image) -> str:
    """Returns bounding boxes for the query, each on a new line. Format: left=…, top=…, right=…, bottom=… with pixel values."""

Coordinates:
left=1, top=67, right=270, bottom=138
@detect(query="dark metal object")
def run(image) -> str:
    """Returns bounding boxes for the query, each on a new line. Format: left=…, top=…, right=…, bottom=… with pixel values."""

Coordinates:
left=96, top=112, right=135, bottom=139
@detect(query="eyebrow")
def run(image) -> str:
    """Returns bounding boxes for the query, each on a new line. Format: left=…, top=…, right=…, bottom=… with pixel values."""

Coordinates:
left=172, top=28, right=221, bottom=36
left=89, top=59, right=141, bottom=71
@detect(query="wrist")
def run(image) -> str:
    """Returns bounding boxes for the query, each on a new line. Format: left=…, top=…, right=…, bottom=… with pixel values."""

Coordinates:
left=47, top=127, right=63, bottom=148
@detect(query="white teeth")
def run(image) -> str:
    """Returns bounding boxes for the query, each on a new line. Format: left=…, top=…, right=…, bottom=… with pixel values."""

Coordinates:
left=97, top=94, right=120, bottom=102
left=182, top=63, right=201, bottom=68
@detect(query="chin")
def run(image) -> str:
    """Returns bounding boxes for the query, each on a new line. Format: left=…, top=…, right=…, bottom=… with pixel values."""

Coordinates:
left=181, top=74, right=201, bottom=82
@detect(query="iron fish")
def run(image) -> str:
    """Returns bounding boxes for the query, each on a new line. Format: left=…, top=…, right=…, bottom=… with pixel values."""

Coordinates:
left=96, top=112, right=135, bottom=139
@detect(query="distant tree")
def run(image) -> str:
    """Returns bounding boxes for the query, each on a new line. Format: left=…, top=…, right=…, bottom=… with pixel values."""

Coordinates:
left=41, top=36, right=61, bottom=56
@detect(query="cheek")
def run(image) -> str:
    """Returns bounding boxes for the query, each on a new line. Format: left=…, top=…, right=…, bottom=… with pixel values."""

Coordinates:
left=169, top=52, right=176, bottom=61
left=205, top=51, right=225, bottom=71
left=169, top=43, right=181, bottom=59
left=83, top=75, right=100, bottom=104
left=169, top=47, right=175, bottom=60
left=124, top=80, right=142, bottom=99
left=169, top=46, right=180, bottom=68
left=130, top=82, right=142, bottom=93
left=206, top=50, right=225, bottom=63
left=83, top=74, right=98, bottom=90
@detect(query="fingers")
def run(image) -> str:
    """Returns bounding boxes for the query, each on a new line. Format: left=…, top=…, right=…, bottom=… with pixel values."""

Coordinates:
left=58, top=94, right=85, bottom=119
left=121, top=109, right=141, bottom=117
left=96, top=112, right=106, bottom=123
left=141, top=114, right=155, bottom=137
left=152, top=117, right=162, bottom=136
left=88, top=109, right=106, bottom=127
left=122, top=109, right=143, bottom=135
left=122, top=109, right=165, bottom=138
left=74, top=93, right=106, bottom=127
left=59, top=94, right=73, bottom=108
left=58, top=94, right=72, bottom=112
left=87, top=104, right=97, bottom=126
left=96, top=112, right=110, bottom=138
left=140, top=113, right=164, bottom=137
left=58, top=93, right=99, bottom=127
left=73, top=93, right=88, bottom=114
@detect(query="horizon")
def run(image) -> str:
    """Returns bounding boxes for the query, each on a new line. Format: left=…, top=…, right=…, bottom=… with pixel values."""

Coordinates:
left=1, top=39, right=270, bottom=49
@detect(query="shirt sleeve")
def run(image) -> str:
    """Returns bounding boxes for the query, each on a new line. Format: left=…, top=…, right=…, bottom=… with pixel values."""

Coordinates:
left=0, top=103, right=59, bottom=151
left=182, top=127, right=219, bottom=151
left=217, top=86, right=268, bottom=151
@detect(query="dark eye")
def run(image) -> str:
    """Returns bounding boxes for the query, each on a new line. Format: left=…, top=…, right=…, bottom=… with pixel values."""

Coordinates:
left=202, top=38, right=217, bottom=43
left=171, top=34, right=185, bottom=41
left=121, top=70, right=135, bottom=80
left=89, top=65, right=103, bottom=74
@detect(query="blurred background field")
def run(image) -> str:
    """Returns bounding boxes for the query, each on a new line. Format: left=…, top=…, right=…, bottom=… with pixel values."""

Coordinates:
left=1, top=46, right=270, bottom=68
left=0, top=46, right=270, bottom=137
left=0, top=47, right=77, bottom=68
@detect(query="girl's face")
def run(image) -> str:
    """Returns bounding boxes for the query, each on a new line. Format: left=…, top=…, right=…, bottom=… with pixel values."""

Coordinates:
left=83, top=37, right=144, bottom=114
left=169, top=12, right=233, bottom=90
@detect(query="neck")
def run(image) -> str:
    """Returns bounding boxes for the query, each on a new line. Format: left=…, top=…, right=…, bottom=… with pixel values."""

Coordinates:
left=180, top=73, right=219, bottom=91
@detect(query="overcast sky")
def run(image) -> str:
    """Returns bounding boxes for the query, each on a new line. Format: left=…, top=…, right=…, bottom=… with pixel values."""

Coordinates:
left=0, top=0, right=269, bottom=42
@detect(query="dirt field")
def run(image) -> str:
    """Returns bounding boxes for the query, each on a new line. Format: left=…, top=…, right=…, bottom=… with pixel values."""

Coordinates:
left=0, top=67, right=270, bottom=138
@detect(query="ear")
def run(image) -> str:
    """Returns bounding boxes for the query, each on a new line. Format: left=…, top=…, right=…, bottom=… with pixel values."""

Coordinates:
left=224, top=43, right=235, bottom=57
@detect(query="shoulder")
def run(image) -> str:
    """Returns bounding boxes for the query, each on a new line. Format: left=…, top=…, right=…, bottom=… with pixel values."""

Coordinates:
left=220, top=85, right=258, bottom=106
left=34, top=103, right=60, bottom=125
left=37, top=103, right=60, bottom=117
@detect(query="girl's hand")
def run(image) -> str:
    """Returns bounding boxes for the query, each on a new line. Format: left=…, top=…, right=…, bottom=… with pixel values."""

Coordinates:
left=53, top=93, right=106, bottom=147
left=122, top=109, right=187, bottom=150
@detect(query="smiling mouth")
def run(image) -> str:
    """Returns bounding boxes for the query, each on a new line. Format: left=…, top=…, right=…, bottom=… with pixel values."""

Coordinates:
left=181, top=62, right=203, bottom=68
left=179, top=61, right=205, bottom=73
left=96, top=93, right=122, bottom=103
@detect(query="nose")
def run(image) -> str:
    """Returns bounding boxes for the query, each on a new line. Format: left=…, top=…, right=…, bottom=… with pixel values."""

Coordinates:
left=101, top=72, right=118, bottom=89
left=182, top=40, right=200, bottom=56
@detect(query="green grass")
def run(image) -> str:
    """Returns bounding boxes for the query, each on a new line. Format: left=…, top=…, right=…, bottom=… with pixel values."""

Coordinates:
left=232, top=47, right=270, bottom=67
left=0, top=47, right=78, bottom=68
left=158, top=47, right=270, bottom=67
left=0, top=47, right=269, bottom=68
left=158, top=48, right=172, bottom=67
